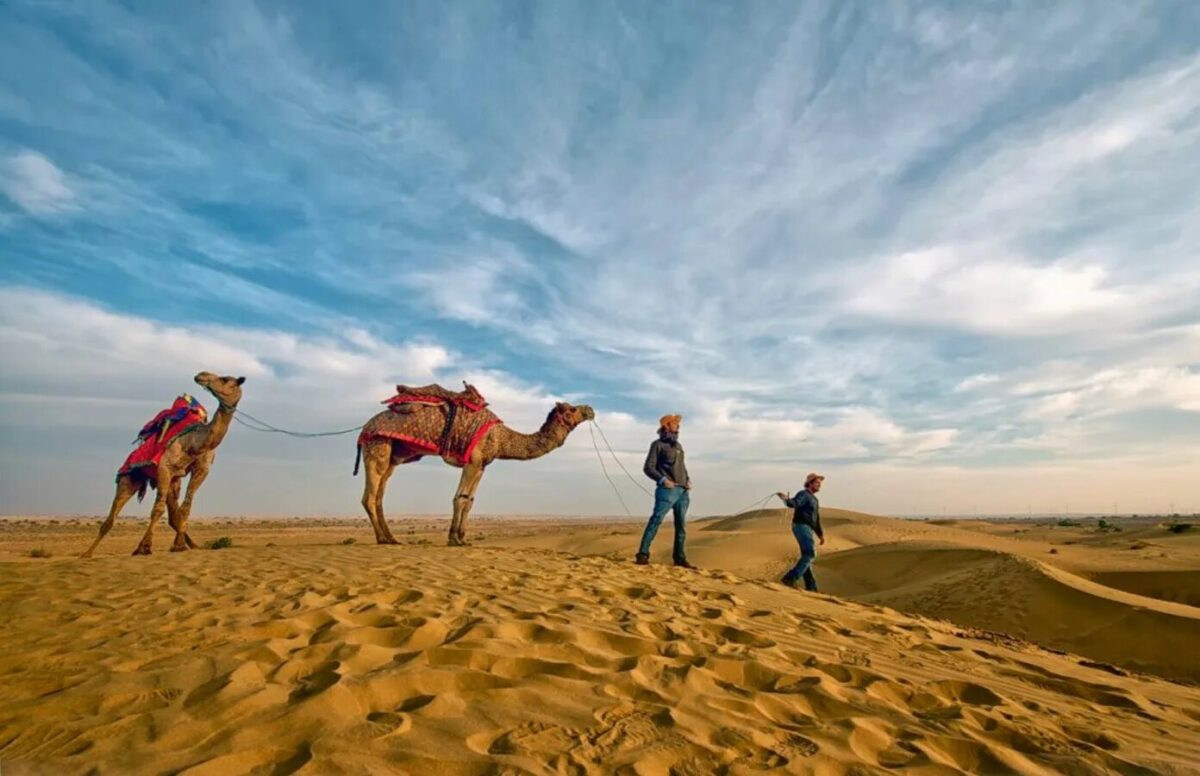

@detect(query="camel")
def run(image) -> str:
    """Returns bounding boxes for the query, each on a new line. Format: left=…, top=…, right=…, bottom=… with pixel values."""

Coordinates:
left=357, top=399, right=595, bottom=546
left=82, top=372, right=245, bottom=558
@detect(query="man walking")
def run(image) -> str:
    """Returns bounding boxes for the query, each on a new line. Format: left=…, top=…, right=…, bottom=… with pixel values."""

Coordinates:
left=776, top=473, right=826, bottom=590
left=635, top=414, right=696, bottom=568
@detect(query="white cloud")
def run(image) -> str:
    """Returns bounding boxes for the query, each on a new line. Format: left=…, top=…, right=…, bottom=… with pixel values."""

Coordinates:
left=1019, top=365, right=1200, bottom=422
left=955, top=373, right=1001, bottom=392
left=1, top=151, right=75, bottom=215
left=846, top=246, right=1131, bottom=335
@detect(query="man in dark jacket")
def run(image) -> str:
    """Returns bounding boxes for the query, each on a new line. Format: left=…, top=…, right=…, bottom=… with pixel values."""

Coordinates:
left=776, top=473, right=825, bottom=590
left=635, top=414, right=696, bottom=568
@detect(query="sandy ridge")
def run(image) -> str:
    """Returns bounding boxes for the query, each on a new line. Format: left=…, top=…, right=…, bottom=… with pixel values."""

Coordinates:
left=3, top=542, right=1199, bottom=774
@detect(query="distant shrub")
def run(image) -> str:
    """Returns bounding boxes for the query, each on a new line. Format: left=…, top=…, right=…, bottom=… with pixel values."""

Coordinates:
left=1048, top=548, right=1058, bottom=555
left=341, top=537, right=357, bottom=545
left=28, top=548, right=50, bottom=558
left=1057, top=519, right=1079, bottom=527
left=1097, top=519, right=1110, bottom=530
left=1168, top=523, right=1193, bottom=534
left=1129, top=541, right=1149, bottom=550
left=206, top=536, right=234, bottom=550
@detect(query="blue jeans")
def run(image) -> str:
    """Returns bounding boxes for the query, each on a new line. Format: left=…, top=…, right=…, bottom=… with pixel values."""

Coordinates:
left=638, top=485, right=690, bottom=561
left=784, top=523, right=818, bottom=591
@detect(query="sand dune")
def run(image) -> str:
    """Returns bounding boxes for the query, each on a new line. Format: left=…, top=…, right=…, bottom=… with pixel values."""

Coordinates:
left=1, top=514, right=1198, bottom=774
left=821, top=543, right=1200, bottom=682
left=490, top=508, right=1200, bottom=683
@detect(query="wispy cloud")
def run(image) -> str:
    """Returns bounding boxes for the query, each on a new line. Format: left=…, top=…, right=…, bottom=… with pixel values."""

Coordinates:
left=1, top=1, right=1198, bottom=515
left=1, top=151, right=75, bottom=215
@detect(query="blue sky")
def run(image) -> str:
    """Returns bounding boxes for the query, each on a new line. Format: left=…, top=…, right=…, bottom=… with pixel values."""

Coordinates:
left=2, top=1, right=1198, bottom=517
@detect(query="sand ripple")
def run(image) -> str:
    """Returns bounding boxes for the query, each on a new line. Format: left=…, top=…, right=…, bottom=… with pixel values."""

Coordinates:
left=2, top=545, right=1199, bottom=774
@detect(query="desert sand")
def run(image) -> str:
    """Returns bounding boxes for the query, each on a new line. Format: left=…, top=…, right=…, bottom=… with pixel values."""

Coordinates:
left=1, top=510, right=1198, bottom=774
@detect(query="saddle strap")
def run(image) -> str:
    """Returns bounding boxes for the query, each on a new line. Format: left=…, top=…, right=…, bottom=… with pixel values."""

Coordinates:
left=437, top=402, right=459, bottom=457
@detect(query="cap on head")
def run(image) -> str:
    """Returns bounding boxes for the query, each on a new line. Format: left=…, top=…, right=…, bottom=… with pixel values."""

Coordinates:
left=659, top=414, right=682, bottom=432
left=805, top=472, right=825, bottom=486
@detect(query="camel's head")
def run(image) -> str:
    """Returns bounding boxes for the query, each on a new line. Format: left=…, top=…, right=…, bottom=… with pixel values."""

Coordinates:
left=548, top=401, right=595, bottom=430
left=194, top=372, right=246, bottom=408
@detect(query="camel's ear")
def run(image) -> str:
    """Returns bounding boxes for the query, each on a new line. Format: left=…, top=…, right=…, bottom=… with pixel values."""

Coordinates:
left=236, top=376, right=246, bottom=385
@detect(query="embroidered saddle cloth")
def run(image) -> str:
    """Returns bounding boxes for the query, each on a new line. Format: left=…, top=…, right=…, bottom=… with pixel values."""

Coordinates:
left=359, top=384, right=501, bottom=465
left=117, top=394, right=208, bottom=499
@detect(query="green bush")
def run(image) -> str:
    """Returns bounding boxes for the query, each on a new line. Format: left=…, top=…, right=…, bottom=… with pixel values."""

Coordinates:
left=341, top=537, right=357, bottom=545
left=1097, top=519, right=1110, bottom=530
left=1057, top=519, right=1079, bottom=527
left=1168, top=523, right=1193, bottom=534
left=206, top=536, right=234, bottom=550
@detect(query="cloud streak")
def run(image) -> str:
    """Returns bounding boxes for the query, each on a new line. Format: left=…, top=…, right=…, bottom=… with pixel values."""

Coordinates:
left=1, top=1, right=1198, bottom=515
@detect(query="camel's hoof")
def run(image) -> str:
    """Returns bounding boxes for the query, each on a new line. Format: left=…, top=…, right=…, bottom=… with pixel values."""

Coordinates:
left=169, top=544, right=189, bottom=553
left=376, top=538, right=399, bottom=546
left=132, top=547, right=151, bottom=556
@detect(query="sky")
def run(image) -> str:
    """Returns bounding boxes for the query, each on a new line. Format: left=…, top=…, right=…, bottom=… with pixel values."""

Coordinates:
left=1, top=1, right=1198, bottom=518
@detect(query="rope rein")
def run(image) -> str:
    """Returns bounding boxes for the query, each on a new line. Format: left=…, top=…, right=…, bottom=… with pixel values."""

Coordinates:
left=231, top=409, right=364, bottom=438
left=590, top=419, right=653, bottom=496
left=588, top=422, right=634, bottom=517
left=587, top=420, right=782, bottom=520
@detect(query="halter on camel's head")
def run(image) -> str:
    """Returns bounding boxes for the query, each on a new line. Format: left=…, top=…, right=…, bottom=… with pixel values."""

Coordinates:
left=193, top=372, right=246, bottom=411
left=546, top=401, right=596, bottom=429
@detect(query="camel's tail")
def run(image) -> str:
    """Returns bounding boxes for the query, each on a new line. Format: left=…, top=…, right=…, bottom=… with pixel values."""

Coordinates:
left=353, top=444, right=362, bottom=476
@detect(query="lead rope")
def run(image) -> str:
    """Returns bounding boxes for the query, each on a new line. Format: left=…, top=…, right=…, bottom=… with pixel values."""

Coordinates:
left=589, top=419, right=653, bottom=496
left=588, top=421, right=634, bottom=517
left=232, top=409, right=364, bottom=438
left=589, top=419, right=780, bottom=519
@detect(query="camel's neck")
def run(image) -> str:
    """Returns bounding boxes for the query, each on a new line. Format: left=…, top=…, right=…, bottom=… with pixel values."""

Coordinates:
left=199, top=402, right=236, bottom=450
left=490, top=419, right=573, bottom=461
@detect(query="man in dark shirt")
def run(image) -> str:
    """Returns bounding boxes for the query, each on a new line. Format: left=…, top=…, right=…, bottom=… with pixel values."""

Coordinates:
left=775, top=472, right=825, bottom=590
left=635, top=414, right=696, bottom=568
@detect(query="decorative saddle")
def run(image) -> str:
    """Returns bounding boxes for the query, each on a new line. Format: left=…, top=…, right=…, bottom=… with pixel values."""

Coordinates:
left=358, top=382, right=501, bottom=466
left=118, top=394, right=209, bottom=500
left=385, top=382, right=487, bottom=412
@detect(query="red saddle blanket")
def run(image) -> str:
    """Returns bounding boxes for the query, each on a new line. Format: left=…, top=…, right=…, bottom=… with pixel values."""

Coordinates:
left=118, top=395, right=208, bottom=499
left=359, top=389, right=501, bottom=466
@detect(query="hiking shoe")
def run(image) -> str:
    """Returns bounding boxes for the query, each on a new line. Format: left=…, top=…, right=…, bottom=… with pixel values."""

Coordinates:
left=634, top=553, right=650, bottom=565
left=780, top=575, right=800, bottom=588
left=673, top=559, right=698, bottom=569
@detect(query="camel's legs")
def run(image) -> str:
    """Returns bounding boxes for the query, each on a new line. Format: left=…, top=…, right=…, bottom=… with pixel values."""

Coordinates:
left=374, top=459, right=400, bottom=544
left=448, top=462, right=484, bottom=546
left=172, top=459, right=211, bottom=552
left=360, top=442, right=394, bottom=544
left=82, top=475, right=139, bottom=558
left=133, top=468, right=173, bottom=555
left=166, top=478, right=199, bottom=550
left=166, top=478, right=183, bottom=551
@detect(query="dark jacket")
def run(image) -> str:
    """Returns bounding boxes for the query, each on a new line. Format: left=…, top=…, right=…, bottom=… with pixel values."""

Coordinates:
left=785, top=490, right=822, bottom=538
left=643, top=433, right=690, bottom=487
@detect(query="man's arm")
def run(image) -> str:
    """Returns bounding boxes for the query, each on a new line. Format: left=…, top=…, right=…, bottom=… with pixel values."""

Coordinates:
left=643, top=441, right=669, bottom=484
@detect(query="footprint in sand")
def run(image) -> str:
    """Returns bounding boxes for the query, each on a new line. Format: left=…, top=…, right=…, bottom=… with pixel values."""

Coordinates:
left=713, top=726, right=789, bottom=770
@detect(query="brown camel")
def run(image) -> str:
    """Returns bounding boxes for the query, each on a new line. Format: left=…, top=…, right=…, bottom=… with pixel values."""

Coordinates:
left=82, top=372, right=245, bottom=558
left=357, top=400, right=595, bottom=546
